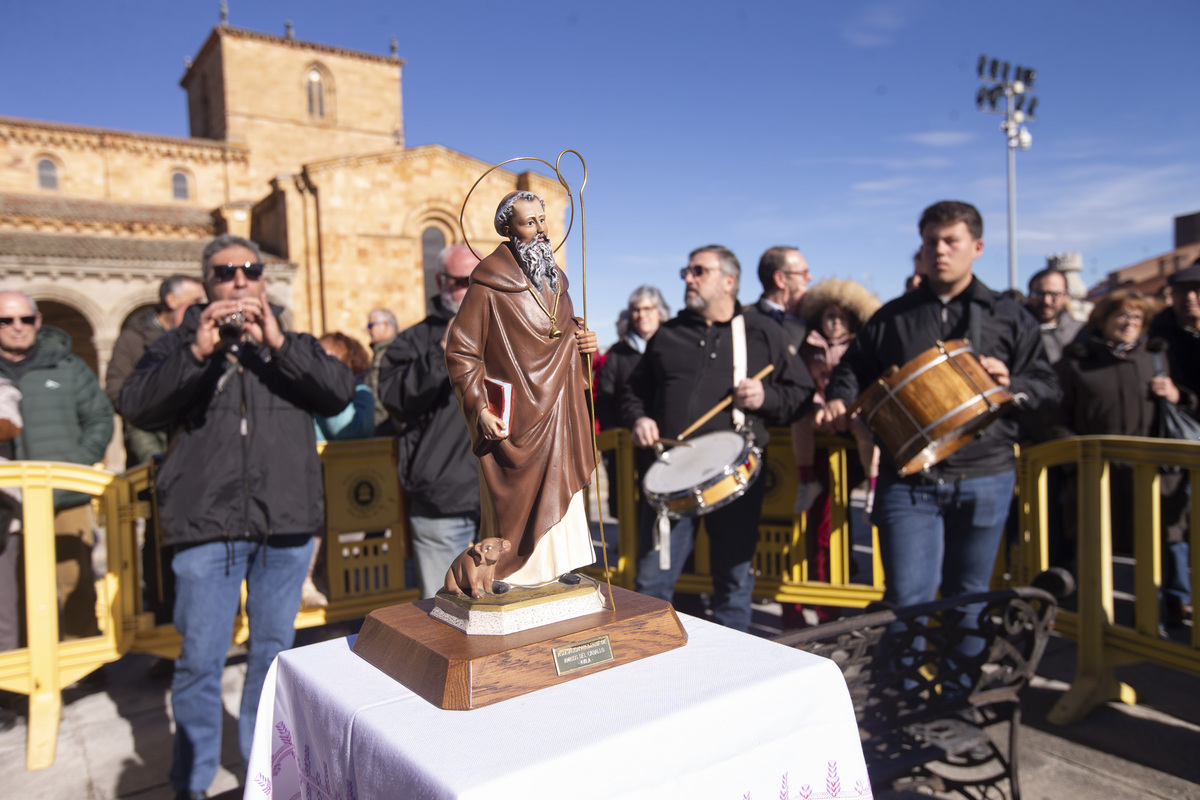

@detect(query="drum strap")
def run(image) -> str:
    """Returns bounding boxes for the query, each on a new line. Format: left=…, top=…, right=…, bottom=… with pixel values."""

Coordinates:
left=656, top=512, right=671, bottom=570
left=731, top=314, right=748, bottom=431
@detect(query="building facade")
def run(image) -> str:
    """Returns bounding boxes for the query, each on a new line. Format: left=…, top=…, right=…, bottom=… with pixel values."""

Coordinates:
left=0, top=22, right=568, bottom=437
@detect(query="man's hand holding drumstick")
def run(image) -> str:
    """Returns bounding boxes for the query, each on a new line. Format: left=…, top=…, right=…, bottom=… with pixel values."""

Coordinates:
left=633, top=365, right=774, bottom=448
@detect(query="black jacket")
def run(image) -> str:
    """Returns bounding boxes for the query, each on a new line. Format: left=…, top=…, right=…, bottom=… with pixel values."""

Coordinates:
left=741, top=296, right=807, bottom=358
left=596, top=337, right=642, bottom=431
left=120, top=303, right=354, bottom=547
left=621, top=306, right=814, bottom=446
left=1149, top=309, right=1200, bottom=421
left=378, top=298, right=479, bottom=518
left=825, top=278, right=1060, bottom=480
left=1055, top=335, right=1198, bottom=438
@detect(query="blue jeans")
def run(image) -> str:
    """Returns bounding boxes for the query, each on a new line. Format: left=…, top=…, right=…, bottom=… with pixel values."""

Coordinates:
left=873, top=472, right=1015, bottom=608
left=635, top=476, right=765, bottom=632
left=169, top=536, right=313, bottom=794
left=409, top=515, right=478, bottom=598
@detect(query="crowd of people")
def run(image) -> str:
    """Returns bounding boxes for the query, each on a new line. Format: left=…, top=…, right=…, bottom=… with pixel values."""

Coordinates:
left=0, top=197, right=1195, bottom=796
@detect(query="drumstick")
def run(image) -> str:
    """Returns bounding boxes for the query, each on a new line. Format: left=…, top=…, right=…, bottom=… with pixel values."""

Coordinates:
left=676, top=364, right=775, bottom=441
left=655, top=437, right=693, bottom=448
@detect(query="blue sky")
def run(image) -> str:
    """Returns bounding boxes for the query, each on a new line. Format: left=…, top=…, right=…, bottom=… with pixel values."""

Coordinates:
left=3, top=1, right=1198, bottom=345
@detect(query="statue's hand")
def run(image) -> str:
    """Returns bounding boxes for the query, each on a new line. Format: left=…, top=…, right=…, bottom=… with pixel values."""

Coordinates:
left=442, top=537, right=511, bottom=598
left=575, top=329, right=597, bottom=355
left=479, top=408, right=509, bottom=440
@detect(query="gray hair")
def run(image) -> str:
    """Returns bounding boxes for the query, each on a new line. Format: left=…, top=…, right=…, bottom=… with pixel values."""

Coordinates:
left=627, top=285, right=670, bottom=319
left=159, top=274, right=203, bottom=308
left=689, top=244, right=741, bottom=293
left=200, top=234, right=263, bottom=281
left=367, top=308, right=397, bottom=328
left=494, top=191, right=544, bottom=236
left=0, top=291, right=37, bottom=315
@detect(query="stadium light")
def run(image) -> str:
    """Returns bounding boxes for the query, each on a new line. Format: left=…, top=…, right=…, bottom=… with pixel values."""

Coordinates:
left=976, top=53, right=1039, bottom=291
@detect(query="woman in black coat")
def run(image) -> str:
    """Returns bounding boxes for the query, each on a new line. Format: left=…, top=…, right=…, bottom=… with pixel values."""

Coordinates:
left=1056, top=290, right=1194, bottom=625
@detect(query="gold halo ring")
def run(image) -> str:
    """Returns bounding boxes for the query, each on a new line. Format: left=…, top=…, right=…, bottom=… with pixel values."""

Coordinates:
left=458, top=155, right=578, bottom=260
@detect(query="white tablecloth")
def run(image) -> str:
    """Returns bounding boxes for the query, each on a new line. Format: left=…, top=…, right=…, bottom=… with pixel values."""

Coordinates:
left=245, top=614, right=872, bottom=799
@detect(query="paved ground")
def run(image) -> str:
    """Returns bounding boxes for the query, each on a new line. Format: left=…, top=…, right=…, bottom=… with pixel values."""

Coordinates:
left=2, top=606, right=1198, bottom=800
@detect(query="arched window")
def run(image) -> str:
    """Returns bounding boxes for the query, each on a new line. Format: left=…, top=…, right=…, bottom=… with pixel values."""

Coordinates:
left=307, top=68, right=326, bottom=118
left=422, top=226, right=447, bottom=301
left=171, top=170, right=190, bottom=200
left=37, top=158, right=58, bottom=190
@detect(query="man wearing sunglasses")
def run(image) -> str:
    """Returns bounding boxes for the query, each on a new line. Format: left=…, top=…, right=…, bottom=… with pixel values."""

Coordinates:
left=379, top=244, right=482, bottom=598
left=120, top=234, right=354, bottom=800
left=0, top=291, right=114, bottom=643
left=622, top=245, right=814, bottom=632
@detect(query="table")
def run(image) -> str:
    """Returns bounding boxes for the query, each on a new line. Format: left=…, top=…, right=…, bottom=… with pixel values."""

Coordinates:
left=245, top=614, right=873, bottom=799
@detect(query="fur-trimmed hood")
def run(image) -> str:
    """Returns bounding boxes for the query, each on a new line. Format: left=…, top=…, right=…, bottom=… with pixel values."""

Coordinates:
left=799, top=278, right=882, bottom=330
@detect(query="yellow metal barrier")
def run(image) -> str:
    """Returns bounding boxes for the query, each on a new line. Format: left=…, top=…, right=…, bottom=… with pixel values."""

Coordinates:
left=582, top=428, right=885, bottom=608
left=2, top=438, right=419, bottom=770
left=1016, top=435, right=1200, bottom=724
left=0, top=461, right=124, bottom=770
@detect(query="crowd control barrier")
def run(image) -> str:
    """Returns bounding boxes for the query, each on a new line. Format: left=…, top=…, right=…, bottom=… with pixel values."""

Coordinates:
left=1015, top=435, right=1200, bottom=724
left=1, top=438, right=416, bottom=770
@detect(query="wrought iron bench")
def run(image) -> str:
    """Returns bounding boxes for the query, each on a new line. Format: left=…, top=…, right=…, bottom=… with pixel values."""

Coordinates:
left=773, top=571, right=1070, bottom=799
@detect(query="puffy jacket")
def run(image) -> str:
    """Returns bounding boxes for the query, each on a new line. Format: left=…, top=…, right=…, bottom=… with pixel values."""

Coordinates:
left=120, top=304, right=354, bottom=546
left=378, top=298, right=479, bottom=519
left=0, top=325, right=114, bottom=510
left=826, top=278, right=1060, bottom=480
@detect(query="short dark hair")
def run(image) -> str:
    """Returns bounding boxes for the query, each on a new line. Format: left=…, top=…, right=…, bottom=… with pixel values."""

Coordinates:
left=918, top=201, right=983, bottom=241
left=1027, top=267, right=1067, bottom=293
left=756, top=246, right=798, bottom=292
left=200, top=234, right=262, bottom=282
left=159, top=274, right=202, bottom=309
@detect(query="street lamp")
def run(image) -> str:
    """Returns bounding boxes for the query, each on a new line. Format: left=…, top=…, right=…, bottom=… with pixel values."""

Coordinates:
left=976, top=55, right=1038, bottom=291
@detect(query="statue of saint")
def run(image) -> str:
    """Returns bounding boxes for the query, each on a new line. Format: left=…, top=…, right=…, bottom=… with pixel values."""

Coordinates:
left=442, top=190, right=597, bottom=597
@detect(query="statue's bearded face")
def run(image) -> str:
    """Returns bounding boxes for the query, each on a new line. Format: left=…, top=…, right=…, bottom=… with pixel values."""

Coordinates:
left=507, top=197, right=558, bottom=291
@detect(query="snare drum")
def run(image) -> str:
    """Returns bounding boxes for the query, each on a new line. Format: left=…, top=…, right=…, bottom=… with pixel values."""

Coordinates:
left=853, top=339, right=1012, bottom=476
left=642, top=431, right=762, bottom=519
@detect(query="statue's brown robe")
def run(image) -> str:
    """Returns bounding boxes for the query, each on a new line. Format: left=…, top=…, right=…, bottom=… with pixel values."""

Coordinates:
left=444, top=243, right=595, bottom=580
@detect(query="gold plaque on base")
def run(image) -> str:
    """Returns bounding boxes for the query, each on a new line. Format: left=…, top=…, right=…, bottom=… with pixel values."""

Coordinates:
left=352, top=586, right=688, bottom=710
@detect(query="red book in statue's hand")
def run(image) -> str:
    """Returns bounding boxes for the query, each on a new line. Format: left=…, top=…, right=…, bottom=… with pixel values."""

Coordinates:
left=484, top=377, right=512, bottom=432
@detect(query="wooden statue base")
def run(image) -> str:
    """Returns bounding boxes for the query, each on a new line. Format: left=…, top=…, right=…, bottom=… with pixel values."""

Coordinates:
left=352, top=586, right=688, bottom=710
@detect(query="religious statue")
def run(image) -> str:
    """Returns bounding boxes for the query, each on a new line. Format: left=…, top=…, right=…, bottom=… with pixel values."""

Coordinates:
left=442, top=190, right=598, bottom=597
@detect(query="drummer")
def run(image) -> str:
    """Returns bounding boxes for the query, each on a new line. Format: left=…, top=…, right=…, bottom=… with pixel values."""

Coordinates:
left=818, top=201, right=1059, bottom=611
left=622, top=244, right=814, bottom=632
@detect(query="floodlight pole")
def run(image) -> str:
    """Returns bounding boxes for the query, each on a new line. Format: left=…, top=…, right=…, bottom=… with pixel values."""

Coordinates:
left=976, top=56, right=1036, bottom=292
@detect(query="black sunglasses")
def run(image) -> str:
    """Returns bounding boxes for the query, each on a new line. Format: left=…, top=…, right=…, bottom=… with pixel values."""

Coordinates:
left=0, top=316, right=37, bottom=327
left=211, top=262, right=265, bottom=282
left=440, top=274, right=471, bottom=289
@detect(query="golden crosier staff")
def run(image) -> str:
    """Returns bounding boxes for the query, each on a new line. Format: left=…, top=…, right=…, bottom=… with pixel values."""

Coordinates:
left=458, top=152, right=614, bottom=607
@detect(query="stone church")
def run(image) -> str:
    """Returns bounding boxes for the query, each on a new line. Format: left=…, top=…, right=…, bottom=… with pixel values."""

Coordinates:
left=0, top=21, right=568, bottom=405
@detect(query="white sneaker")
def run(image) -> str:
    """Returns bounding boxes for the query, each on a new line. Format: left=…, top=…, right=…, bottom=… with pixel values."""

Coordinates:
left=301, top=576, right=328, bottom=609
left=794, top=481, right=824, bottom=514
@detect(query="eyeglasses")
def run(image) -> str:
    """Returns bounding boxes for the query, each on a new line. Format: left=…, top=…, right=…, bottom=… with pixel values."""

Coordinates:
left=211, top=262, right=265, bottom=282
left=439, top=274, right=471, bottom=289
left=1030, top=290, right=1065, bottom=300
left=680, top=265, right=721, bottom=280
left=0, top=316, right=36, bottom=327
left=781, top=270, right=811, bottom=280
left=1114, top=312, right=1144, bottom=324
left=366, top=321, right=389, bottom=330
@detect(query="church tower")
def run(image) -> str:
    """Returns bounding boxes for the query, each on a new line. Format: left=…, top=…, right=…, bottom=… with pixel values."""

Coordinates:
left=180, top=22, right=404, bottom=196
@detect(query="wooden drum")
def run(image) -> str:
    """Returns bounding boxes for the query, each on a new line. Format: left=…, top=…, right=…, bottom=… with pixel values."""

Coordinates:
left=852, top=339, right=1012, bottom=476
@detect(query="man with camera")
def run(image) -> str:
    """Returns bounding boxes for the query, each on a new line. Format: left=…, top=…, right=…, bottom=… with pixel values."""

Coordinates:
left=121, top=234, right=354, bottom=800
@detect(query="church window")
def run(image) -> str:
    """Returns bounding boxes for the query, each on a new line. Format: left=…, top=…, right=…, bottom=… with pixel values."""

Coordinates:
left=172, top=170, right=191, bottom=200
left=307, top=69, right=325, bottom=118
left=37, top=158, right=58, bottom=190
left=422, top=226, right=447, bottom=301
